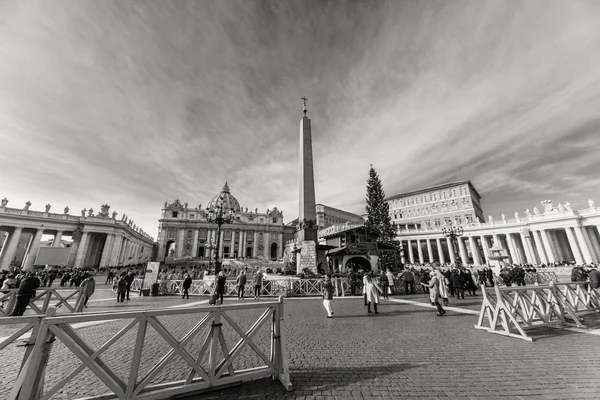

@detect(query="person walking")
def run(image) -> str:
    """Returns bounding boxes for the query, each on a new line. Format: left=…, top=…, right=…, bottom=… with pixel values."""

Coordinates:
left=80, top=274, right=96, bottom=308
left=1, top=274, right=17, bottom=309
left=451, top=267, right=465, bottom=300
left=236, top=270, right=247, bottom=300
left=386, top=269, right=395, bottom=296
left=421, top=269, right=446, bottom=316
left=437, top=269, right=450, bottom=307
left=105, top=270, right=114, bottom=285
left=253, top=268, right=263, bottom=300
left=379, top=271, right=390, bottom=300
left=322, top=274, right=335, bottom=318
left=11, top=272, right=40, bottom=316
left=400, top=268, right=414, bottom=295
left=215, top=271, right=227, bottom=305
left=362, top=271, right=368, bottom=305
left=364, top=272, right=382, bottom=314
left=125, top=270, right=135, bottom=300
left=182, top=274, right=192, bottom=299
left=485, top=267, right=495, bottom=287
left=116, top=274, right=127, bottom=303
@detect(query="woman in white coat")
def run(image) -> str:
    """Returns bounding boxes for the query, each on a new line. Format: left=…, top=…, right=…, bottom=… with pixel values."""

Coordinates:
left=364, top=272, right=382, bottom=314
left=436, top=269, right=450, bottom=306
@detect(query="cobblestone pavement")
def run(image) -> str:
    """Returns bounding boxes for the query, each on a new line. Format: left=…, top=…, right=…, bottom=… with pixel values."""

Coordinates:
left=1, top=295, right=599, bottom=399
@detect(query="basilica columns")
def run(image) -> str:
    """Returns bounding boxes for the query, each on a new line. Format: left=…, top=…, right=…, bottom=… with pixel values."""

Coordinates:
left=480, top=236, right=490, bottom=264
left=540, top=230, right=556, bottom=263
left=426, top=239, right=434, bottom=263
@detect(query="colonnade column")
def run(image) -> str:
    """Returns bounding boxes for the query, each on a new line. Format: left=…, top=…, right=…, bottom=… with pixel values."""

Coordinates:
left=74, top=232, right=90, bottom=268
left=509, top=235, right=523, bottom=264
left=480, top=236, right=490, bottom=265
left=564, top=227, right=584, bottom=265
left=253, top=231, right=258, bottom=259
left=23, top=229, right=45, bottom=270
left=278, top=232, right=283, bottom=259
left=0, top=227, right=23, bottom=270
left=53, top=231, right=64, bottom=247
left=521, top=231, right=537, bottom=264
left=407, top=239, right=415, bottom=264
left=458, top=237, right=468, bottom=264
left=426, top=239, right=434, bottom=263
left=503, top=234, right=515, bottom=264
left=416, top=239, right=424, bottom=264
left=540, top=230, right=556, bottom=263
left=531, top=231, right=548, bottom=264
left=587, top=227, right=600, bottom=262
left=549, top=231, right=563, bottom=261
left=109, top=235, right=123, bottom=266
left=446, top=237, right=456, bottom=263
left=468, top=236, right=482, bottom=265
left=99, top=234, right=115, bottom=268
left=573, top=226, right=594, bottom=263
left=436, top=238, right=445, bottom=264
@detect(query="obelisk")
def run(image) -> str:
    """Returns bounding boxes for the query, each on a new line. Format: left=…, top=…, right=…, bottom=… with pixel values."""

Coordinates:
left=297, top=97, right=318, bottom=273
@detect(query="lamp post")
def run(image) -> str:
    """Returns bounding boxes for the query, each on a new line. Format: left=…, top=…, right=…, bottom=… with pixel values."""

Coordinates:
left=205, top=196, right=235, bottom=274
left=441, top=225, right=464, bottom=265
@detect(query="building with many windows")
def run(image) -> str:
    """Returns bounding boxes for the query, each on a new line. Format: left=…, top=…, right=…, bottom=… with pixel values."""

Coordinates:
left=386, top=181, right=484, bottom=229
left=316, top=204, right=365, bottom=229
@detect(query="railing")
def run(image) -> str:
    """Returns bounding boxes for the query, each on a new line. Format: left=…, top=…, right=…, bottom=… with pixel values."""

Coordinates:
left=0, top=287, right=85, bottom=317
left=10, top=299, right=291, bottom=399
left=474, top=282, right=600, bottom=341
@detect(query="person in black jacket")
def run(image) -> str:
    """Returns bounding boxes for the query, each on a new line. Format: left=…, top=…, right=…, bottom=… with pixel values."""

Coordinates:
left=485, top=267, right=495, bottom=287
left=11, top=272, right=40, bottom=316
left=182, top=274, right=193, bottom=299
left=451, top=267, right=465, bottom=300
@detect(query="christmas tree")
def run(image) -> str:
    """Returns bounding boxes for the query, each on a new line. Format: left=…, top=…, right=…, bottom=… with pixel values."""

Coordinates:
left=365, top=165, right=397, bottom=243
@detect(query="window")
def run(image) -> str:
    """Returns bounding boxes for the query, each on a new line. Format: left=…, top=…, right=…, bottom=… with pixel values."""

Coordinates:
left=455, top=216, right=462, bottom=225
left=272, top=217, right=277, bottom=223
left=434, top=219, right=441, bottom=227
left=425, top=221, right=431, bottom=228
left=444, top=217, right=452, bottom=225
left=432, top=193, right=436, bottom=200
left=172, top=211, right=178, bottom=218
left=451, top=200, right=457, bottom=210
left=466, top=214, right=473, bottom=223
left=190, top=214, right=194, bottom=218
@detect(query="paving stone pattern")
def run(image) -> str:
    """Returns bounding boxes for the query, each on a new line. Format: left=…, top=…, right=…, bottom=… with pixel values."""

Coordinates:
left=1, top=295, right=599, bottom=399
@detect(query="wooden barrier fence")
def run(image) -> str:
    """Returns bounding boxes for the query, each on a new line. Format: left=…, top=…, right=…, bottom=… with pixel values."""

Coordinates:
left=0, top=287, right=85, bottom=317
left=9, top=298, right=291, bottom=400
left=474, top=282, right=600, bottom=341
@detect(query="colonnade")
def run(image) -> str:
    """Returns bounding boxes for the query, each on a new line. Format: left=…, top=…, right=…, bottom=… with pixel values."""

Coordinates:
left=400, top=223, right=600, bottom=266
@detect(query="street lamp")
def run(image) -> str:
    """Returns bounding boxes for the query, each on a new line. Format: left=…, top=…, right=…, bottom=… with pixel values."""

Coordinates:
left=441, top=225, right=464, bottom=265
left=205, top=196, right=236, bottom=274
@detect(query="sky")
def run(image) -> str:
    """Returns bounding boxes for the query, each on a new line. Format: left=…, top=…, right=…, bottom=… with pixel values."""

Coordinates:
left=2, top=0, right=600, bottom=240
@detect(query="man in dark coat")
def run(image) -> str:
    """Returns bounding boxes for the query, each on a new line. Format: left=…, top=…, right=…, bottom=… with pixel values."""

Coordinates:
left=11, top=272, right=40, bottom=316
left=182, top=274, right=193, bottom=299
left=588, top=268, right=600, bottom=289
left=485, top=267, right=495, bottom=287
left=451, top=268, right=465, bottom=300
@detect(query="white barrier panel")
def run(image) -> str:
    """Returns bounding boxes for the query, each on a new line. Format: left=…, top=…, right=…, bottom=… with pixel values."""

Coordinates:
left=10, top=298, right=291, bottom=400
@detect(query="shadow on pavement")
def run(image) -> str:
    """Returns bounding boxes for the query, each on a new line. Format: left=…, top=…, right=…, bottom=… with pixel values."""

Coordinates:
left=182, top=363, right=421, bottom=399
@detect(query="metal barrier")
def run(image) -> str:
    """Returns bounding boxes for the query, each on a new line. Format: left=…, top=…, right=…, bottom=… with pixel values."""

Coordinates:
left=474, top=282, right=600, bottom=341
left=10, top=298, right=291, bottom=399
left=0, top=287, right=85, bottom=317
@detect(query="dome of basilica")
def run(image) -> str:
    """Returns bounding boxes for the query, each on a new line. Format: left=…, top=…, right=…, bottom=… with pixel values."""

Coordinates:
left=206, top=181, right=242, bottom=213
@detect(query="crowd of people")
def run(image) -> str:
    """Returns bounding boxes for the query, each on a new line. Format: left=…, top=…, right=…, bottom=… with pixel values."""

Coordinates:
left=0, top=267, right=97, bottom=316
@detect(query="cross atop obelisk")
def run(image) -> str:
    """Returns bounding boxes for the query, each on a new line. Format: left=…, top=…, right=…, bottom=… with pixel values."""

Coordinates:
left=301, top=96, right=308, bottom=117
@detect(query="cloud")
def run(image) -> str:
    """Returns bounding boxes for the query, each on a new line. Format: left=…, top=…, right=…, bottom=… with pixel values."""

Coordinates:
left=1, top=0, right=600, bottom=237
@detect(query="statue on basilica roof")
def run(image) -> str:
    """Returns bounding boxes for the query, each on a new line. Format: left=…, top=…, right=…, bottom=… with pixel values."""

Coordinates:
left=564, top=202, right=572, bottom=211
left=588, top=199, right=595, bottom=209
left=81, top=208, right=87, bottom=217
left=64, top=206, right=69, bottom=215
left=45, top=204, right=51, bottom=212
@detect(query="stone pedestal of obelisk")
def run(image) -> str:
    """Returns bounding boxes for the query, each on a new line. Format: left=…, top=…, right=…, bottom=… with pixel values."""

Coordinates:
left=296, top=99, right=319, bottom=274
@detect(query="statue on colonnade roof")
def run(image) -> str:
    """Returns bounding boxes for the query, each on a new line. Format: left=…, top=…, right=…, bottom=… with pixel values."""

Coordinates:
left=45, top=204, right=51, bottom=212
